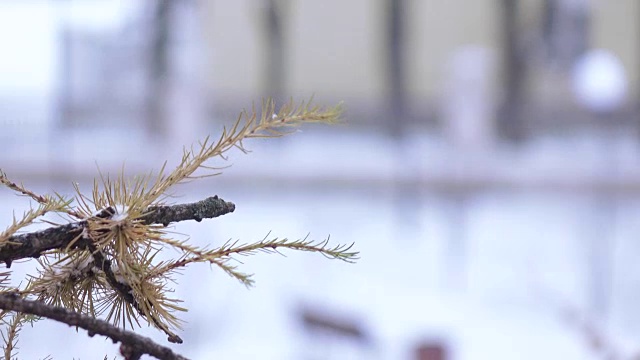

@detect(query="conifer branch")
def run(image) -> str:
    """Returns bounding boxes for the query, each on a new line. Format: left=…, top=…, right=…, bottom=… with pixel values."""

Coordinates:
left=137, top=98, right=343, bottom=208
left=142, top=233, right=358, bottom=287
left=0, top=98, right=355, bottom=353
left=0, top=293, right=188, bottom=360
left=0, top=196, right=235, bottom=266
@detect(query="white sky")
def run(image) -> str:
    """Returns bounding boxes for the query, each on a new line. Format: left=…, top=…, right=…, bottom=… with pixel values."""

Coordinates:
left=0, top=1, right=136, bottom=96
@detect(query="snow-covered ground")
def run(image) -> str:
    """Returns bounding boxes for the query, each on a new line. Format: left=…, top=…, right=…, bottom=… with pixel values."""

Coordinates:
left=3, top=127, right=640, bottom=360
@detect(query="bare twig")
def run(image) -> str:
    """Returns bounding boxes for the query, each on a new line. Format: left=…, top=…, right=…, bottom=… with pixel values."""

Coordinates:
left=142, top=196, right=235, bottom=226
left=0, top=293, right=188, bottom=360
left=0, top=196, right=235, bottom=266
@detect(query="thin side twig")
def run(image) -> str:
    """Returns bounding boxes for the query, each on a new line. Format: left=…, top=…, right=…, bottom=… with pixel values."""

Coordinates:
left=0, top=293, right=189, bottom=360
left=0, top=171, right=81, bottom=219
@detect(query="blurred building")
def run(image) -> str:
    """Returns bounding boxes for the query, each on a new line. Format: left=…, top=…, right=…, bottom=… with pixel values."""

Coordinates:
left=1, top=1, right=638, bottom=141
left=203, top=0, right=639, bottom=136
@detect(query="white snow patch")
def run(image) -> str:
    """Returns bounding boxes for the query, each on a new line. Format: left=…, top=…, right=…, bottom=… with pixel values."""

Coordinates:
left=111, top=204, right=129, bottom=222
left=81, top=226, right=89, bottom=239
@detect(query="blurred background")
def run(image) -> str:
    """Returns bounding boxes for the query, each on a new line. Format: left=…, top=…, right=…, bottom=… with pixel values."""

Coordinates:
left=1, top=0, right=640, bottom=359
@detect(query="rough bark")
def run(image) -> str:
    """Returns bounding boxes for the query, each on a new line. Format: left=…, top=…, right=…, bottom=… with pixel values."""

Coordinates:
left=0, top=196, right=235, bottom=267
left=0, top=293, right=189, bottom=360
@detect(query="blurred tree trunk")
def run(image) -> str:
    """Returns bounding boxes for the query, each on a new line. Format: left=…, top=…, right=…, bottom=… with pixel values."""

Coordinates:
left=387, top=0, right=407, bottom=138
left=147, top=0, right=172, bottom=138
left=385, top=0, right=422, bottom=231
left=499, top=0, right=526, bottom=141
left=261, top=0, right=288, bottom=105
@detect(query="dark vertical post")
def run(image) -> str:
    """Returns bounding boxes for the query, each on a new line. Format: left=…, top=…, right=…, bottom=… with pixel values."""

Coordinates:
left=638, top=0, right=640, bottom=128
left=51, top=0, right=74, bottom=182
left=147, top=0, right=171, bottom=138
left=387, top=0, right=407, bottom=137
left=386, top=0, right=422, bottom=232
left=499, top=0, right=525, bottom=141
left=57, top=17, right=72, bottom=128
left=262, top=0, right=287, bottom=105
